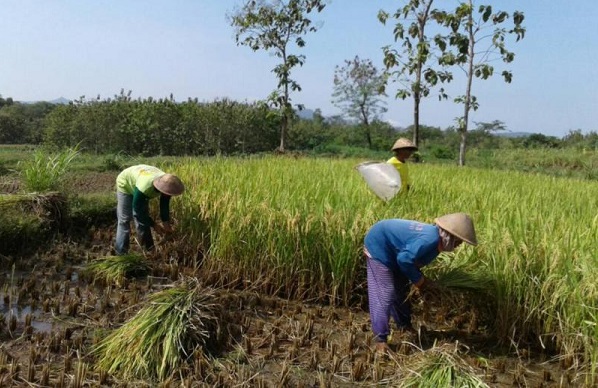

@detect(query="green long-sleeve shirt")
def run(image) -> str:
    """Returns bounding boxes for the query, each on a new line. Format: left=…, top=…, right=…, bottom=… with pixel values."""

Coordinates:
left=132, top=187, right=171, bottom=227
left=117, top=165, right=171, bottom=227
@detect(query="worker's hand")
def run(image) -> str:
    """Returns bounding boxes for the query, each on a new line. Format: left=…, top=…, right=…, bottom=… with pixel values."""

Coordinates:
left=416, top=278, right=445, bottom=302
left=414, top=276, right=428, bottom=289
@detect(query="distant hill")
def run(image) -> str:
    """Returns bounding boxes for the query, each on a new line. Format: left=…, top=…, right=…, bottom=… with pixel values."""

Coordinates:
left=495, top=131, right=532, bottom=138
left=296, top=108, right=315, bottom=120
left=19, top=97, right=71, bottom=105
left=49, top=97, right=70, bottom=105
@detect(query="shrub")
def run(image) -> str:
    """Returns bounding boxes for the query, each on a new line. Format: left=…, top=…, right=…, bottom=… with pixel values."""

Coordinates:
left=19, top=147, right=79, bottom=192
left=429, top=145, right=456, bottom=160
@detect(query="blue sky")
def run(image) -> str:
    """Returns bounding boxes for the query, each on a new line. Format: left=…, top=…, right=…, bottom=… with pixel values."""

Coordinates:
left=1, top=0, right=597, bottom=137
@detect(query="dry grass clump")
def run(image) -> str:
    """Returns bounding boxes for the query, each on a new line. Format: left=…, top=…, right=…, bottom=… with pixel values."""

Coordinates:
left=0, top=192, right=68, bottom=254
left=93, top=277, right=228, bottom=381
left=84, top=254, right=149, bottom=287
left=0, top=192, right=67, bottom=219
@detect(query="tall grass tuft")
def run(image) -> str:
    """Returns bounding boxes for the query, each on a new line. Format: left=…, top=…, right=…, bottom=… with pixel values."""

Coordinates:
left=85, top=254, right=149, bottom=287
left=19, top=146, right=79, bottom=192
left=93, top=277, right=226, bottom=381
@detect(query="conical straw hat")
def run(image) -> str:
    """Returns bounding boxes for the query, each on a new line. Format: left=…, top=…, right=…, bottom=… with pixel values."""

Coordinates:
left=434, top=213, right=477, bottom=246
left=391, top=138, right=418, bottom=151
left=153, top=174, right=185, bottom=196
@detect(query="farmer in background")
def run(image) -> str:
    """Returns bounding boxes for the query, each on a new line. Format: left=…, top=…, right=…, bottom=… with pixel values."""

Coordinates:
left=114, top=165, right=185, bottom=255
left=364, top=213, right=477, bottom=353
left=387, top=138, right=418, bottom=191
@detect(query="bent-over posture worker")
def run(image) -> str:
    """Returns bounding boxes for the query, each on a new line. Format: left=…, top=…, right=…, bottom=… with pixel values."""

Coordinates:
left=364, top=213, right=477, bottom=353
left=115, top=164, right=185, bottom=255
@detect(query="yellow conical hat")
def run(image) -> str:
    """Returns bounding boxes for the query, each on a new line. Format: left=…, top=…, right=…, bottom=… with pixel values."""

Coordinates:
left=391, top=138, right=418, bottom=151
left=434, top=213, right=477, bottom=246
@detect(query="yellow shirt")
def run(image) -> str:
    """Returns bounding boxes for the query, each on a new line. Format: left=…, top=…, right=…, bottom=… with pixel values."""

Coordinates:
left=387, top=157, right=411, bottom=190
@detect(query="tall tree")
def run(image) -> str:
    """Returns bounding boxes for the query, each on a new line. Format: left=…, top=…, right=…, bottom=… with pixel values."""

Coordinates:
left=378, top=0, right=452, bottom=148
left=0, top=95, right=14, bottom=109
left=331, top=56, right=387, bottom=149
left=434, top=1, right=525, bottom=165
left=230, top=0, right=326, bottom=152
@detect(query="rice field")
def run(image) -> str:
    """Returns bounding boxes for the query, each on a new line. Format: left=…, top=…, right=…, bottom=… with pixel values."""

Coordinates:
left=0, top=152, right=597, bottom=386
left=172, top=156, right=598, bottom=380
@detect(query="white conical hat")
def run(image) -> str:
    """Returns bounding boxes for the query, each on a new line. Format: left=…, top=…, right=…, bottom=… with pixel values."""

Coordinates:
left=434, top=213, right=477, bottom=246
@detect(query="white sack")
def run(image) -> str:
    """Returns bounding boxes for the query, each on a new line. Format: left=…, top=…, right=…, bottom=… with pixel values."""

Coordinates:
left=356, top=161, right=402, bottom=201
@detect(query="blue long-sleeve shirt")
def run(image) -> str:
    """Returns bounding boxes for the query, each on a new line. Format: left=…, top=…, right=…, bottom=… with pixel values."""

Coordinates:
left=364, top=219, right=440, bottom=284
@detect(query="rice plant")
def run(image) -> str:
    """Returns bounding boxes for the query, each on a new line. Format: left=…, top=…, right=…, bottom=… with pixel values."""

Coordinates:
left=164, top=155, right=598, bottom=382
left=85, top=254, right=149, bottom=287
left=19, top=146, right=79, bottom=192
left=93, top=277, right=226, bottom=381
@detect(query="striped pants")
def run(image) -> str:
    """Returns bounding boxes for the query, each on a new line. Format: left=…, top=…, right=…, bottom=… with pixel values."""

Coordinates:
left=366, top=256, right=412, bottom=343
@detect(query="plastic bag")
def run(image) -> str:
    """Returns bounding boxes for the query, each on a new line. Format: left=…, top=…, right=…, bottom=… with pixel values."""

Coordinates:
left=355, top=161, right=402, bottom=201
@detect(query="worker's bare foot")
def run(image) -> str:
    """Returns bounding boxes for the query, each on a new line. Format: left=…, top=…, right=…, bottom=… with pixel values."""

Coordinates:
left=375, top=342, right=391, bottom=354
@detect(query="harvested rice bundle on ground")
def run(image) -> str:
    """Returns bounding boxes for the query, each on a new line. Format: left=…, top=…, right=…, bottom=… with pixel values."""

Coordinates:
left=400, top=343, right=488, bottom=387
left=93, top=277, right=230, bottom=381
left=84, top=254, right=150, bottom=287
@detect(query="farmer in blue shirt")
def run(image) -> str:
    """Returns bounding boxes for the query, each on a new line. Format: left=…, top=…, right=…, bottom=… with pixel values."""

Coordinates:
left=364, top=213, right=477, bottom=353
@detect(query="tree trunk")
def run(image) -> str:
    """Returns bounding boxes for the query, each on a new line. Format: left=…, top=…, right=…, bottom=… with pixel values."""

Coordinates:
left=413, top=93, right=420, bottom=147
left=459, top=0, right=475, bottom=167
left=279, top=51, right=290, bottom=153
left=412, top=0, right=433, bottom=148
left=278, top=113, right=287, bottom=152
left=459, top=130, right=467, bottom=166
left=360, top=105, right=372, bottom=149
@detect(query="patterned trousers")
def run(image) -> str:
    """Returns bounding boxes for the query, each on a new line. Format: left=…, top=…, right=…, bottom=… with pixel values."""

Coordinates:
left=366, top=256, right=412, bottom=343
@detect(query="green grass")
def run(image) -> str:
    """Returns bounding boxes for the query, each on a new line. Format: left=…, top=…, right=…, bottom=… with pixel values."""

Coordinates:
left=68, top=192, right=115, bottom=227
left=449, top=148, right=598, bottom=180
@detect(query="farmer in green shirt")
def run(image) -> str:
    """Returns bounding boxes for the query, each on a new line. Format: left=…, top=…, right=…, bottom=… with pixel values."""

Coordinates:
left=387, top=138, right=418, bottom=191
left=115, top=165, right=185, bottom=255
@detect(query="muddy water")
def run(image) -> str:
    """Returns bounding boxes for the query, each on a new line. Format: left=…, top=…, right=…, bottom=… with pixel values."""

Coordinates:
left=0, top=294, right=56, bottom=333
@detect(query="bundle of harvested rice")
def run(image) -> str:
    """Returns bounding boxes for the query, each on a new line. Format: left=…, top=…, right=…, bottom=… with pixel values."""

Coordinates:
left=94, top=277, right=229, bottom=381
